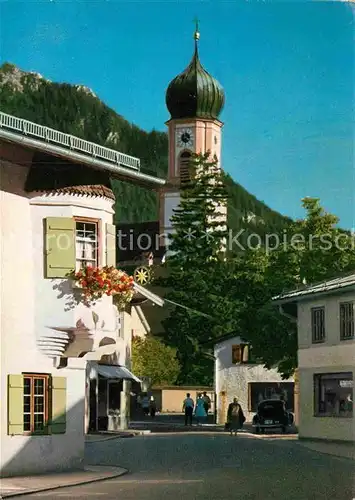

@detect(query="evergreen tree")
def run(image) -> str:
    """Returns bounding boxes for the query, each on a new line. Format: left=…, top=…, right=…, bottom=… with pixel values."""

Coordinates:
left=166, top=151, right=228, bottom=267
left=157, top=152, right=236, bottom=384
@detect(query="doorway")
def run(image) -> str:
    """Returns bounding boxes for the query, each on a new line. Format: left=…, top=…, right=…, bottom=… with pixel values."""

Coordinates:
left=107, top=380, right=122, bottom=431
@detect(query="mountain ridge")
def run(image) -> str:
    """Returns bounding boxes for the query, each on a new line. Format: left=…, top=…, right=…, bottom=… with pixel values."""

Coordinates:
left=0, top=62, right=291, bottom=234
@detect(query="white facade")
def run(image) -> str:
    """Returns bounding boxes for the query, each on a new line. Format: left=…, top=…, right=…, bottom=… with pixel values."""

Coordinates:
left=1, top=162, right=89, bottom=476
left=214, top=336, right=294, bottom=423
left=0, top=153, right=150, bottom=476
left=31, top=192, right=117, bottom=351
left=275, top=275, right=355, bottom=443
left=297, top=291, right=355, bottom=442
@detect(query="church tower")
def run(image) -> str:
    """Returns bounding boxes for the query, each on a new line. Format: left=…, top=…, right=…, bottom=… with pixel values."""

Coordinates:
left=160, top=24, right=226, bottom=249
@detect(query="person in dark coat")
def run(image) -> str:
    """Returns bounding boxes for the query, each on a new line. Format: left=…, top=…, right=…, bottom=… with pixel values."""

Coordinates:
left=149, top=396, right=157, bottom=418
left=227, top=397, right=245, bottom=436
left=182, top=393, right=195, bottom=426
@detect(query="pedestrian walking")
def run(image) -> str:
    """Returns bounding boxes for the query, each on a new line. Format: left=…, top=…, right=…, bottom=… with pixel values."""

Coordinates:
left=195, top=393, right=207, bottom=425
left=182, top=392, right=194, bottom=426
left=227, top=397, right=245, bottom=436
left=202, top=391, right=211, bottom=416
left=149, top=396, right=156, bottom=418
left=140, top=392, right=150, bottom=417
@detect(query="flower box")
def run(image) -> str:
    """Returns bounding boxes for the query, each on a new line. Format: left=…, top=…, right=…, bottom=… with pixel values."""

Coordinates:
left=70, top=265, right=135, bottom=310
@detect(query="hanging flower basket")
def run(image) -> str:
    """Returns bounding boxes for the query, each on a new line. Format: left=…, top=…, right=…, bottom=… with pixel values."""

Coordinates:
left=71, top=265, right=135, bottom=309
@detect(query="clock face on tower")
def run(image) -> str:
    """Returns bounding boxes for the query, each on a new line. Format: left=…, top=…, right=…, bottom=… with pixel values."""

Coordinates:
left=176, top=128, right=194, bottom=148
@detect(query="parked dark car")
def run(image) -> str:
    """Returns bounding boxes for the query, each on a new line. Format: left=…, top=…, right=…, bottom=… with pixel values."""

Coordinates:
left=252, top=399, right=294, bottom=434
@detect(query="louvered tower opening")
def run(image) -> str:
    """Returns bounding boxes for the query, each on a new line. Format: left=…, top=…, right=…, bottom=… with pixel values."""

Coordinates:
left=179, top=151, right=192, bottom=186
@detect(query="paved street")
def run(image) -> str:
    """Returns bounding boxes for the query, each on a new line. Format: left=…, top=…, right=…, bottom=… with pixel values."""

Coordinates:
left=21, top=433, right=354, bottom=499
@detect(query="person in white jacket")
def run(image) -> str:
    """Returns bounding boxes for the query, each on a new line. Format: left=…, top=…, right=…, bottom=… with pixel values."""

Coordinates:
left=182, top=393, right=195, bottom=426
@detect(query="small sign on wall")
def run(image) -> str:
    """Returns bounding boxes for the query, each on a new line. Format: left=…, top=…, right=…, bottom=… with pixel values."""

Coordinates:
left=340, top=380, right=353, bottom=388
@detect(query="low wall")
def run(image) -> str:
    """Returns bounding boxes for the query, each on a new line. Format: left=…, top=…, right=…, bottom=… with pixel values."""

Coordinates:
left=151, top=386, right=215, bottom=413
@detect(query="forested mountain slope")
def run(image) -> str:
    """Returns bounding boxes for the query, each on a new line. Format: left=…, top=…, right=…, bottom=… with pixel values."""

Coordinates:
left=0, top=62, right=291, bottom=234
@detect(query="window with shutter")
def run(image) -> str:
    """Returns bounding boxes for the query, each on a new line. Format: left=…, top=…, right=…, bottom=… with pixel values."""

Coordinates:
left=340, top=302, right=355, bottom=340
left=106, top=223, right=116, bottom=267
left=242, top=344, right=249, bottom=363
left=45, top=217, right=75, bottom=278
left=232, top=345, right=241, bottom=364
left=23, top=374, right=50, bottom=434
left=311, top=307, right=325, bottom=343
left=75, top=219, right=99, bottom=271
left=232, top=344, right=250, bottom=364
left=50, top=377, right=67, bottom=434
left=8, top=374, right=66, bottom=435
left=8, top=375, right=24, bottom=435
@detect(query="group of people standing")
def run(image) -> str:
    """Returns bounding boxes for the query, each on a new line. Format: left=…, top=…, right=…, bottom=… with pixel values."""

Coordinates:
left=182, top=392, right=211, bottom=425
left=138, top=391, right=245, bottom=436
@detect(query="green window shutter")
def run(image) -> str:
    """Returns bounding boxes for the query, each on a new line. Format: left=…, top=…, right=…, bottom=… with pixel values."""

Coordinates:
left=45, top=217, right=75, bottom=278
left=106, top=223, right=116, bottom=267
left=8, top=375, right=24, bottom=435
left=50, top=377, right=67, bottom=434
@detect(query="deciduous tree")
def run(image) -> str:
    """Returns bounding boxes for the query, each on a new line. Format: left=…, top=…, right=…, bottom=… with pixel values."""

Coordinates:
left=131, top=336, right=180, bottom=386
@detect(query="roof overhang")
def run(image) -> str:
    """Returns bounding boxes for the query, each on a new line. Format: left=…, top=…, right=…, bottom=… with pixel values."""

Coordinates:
left=133, top=282, right=165, bottom=307
left=272, top=274, right=355, bottom=321
left=277, top=302, right=298, bottom=321
left=91, top=362, right=141, bottom=382
left=0, top=129, right=166, bottom=189
left=273, top=283, right=355, bottom=305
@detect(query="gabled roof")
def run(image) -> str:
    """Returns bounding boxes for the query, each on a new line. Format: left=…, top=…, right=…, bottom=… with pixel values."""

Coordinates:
left=199, top=332, right=246, bottom=347
left=273, top=272, right=355, bottom=304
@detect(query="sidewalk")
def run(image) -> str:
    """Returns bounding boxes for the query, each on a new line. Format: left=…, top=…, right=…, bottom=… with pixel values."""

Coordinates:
left=86, top=431, right=136, bottom=442
left=297, top=439, right=355, bottom=461
left=0, top=465, right=127, bottom=498
left=129, top=420, right=225, bottom=433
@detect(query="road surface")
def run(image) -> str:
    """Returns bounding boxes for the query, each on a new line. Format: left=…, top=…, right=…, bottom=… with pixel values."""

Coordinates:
left=22, top=432, right=355, bottom=499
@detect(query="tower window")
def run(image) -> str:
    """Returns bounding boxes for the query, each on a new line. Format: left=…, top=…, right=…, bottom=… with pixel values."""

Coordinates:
left=179, top=151, right=192, bottom=186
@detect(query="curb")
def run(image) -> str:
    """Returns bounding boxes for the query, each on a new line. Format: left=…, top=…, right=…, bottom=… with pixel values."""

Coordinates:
left=295, top=442, right=355, bottom=463
left=0, top=466, right=128, bottom=498
left=86, top=433, right=136, bottom=443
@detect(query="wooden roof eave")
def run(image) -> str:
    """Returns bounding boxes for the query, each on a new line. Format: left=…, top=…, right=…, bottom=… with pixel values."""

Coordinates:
left=0, top=129, right=166, bottom=190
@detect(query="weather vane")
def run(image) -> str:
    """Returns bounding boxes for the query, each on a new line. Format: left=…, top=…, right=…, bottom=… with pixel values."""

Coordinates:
left=193, top=17, right=200, bottom=41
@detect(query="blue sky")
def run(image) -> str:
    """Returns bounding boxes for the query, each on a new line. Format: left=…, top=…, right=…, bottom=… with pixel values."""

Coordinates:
left=1, top=1, right=354, bottom=229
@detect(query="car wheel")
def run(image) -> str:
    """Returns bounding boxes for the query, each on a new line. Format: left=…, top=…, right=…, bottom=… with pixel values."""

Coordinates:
left=254, top=426, right=260, bottom=434
left=260, top=427, right=265, bottom=434
left=281, top=426, right=286, bottom=433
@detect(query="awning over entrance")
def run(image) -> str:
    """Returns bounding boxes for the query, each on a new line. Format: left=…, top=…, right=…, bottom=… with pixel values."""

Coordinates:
left=96, top=364, right=141, bottom=383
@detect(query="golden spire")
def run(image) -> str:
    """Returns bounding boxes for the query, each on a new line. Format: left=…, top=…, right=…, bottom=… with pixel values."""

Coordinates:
left=193, top=17, right=200, bottom=41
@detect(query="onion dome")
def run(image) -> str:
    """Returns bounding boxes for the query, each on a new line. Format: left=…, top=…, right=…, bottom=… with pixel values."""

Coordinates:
left=166, top=26, right=225, bottom=120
